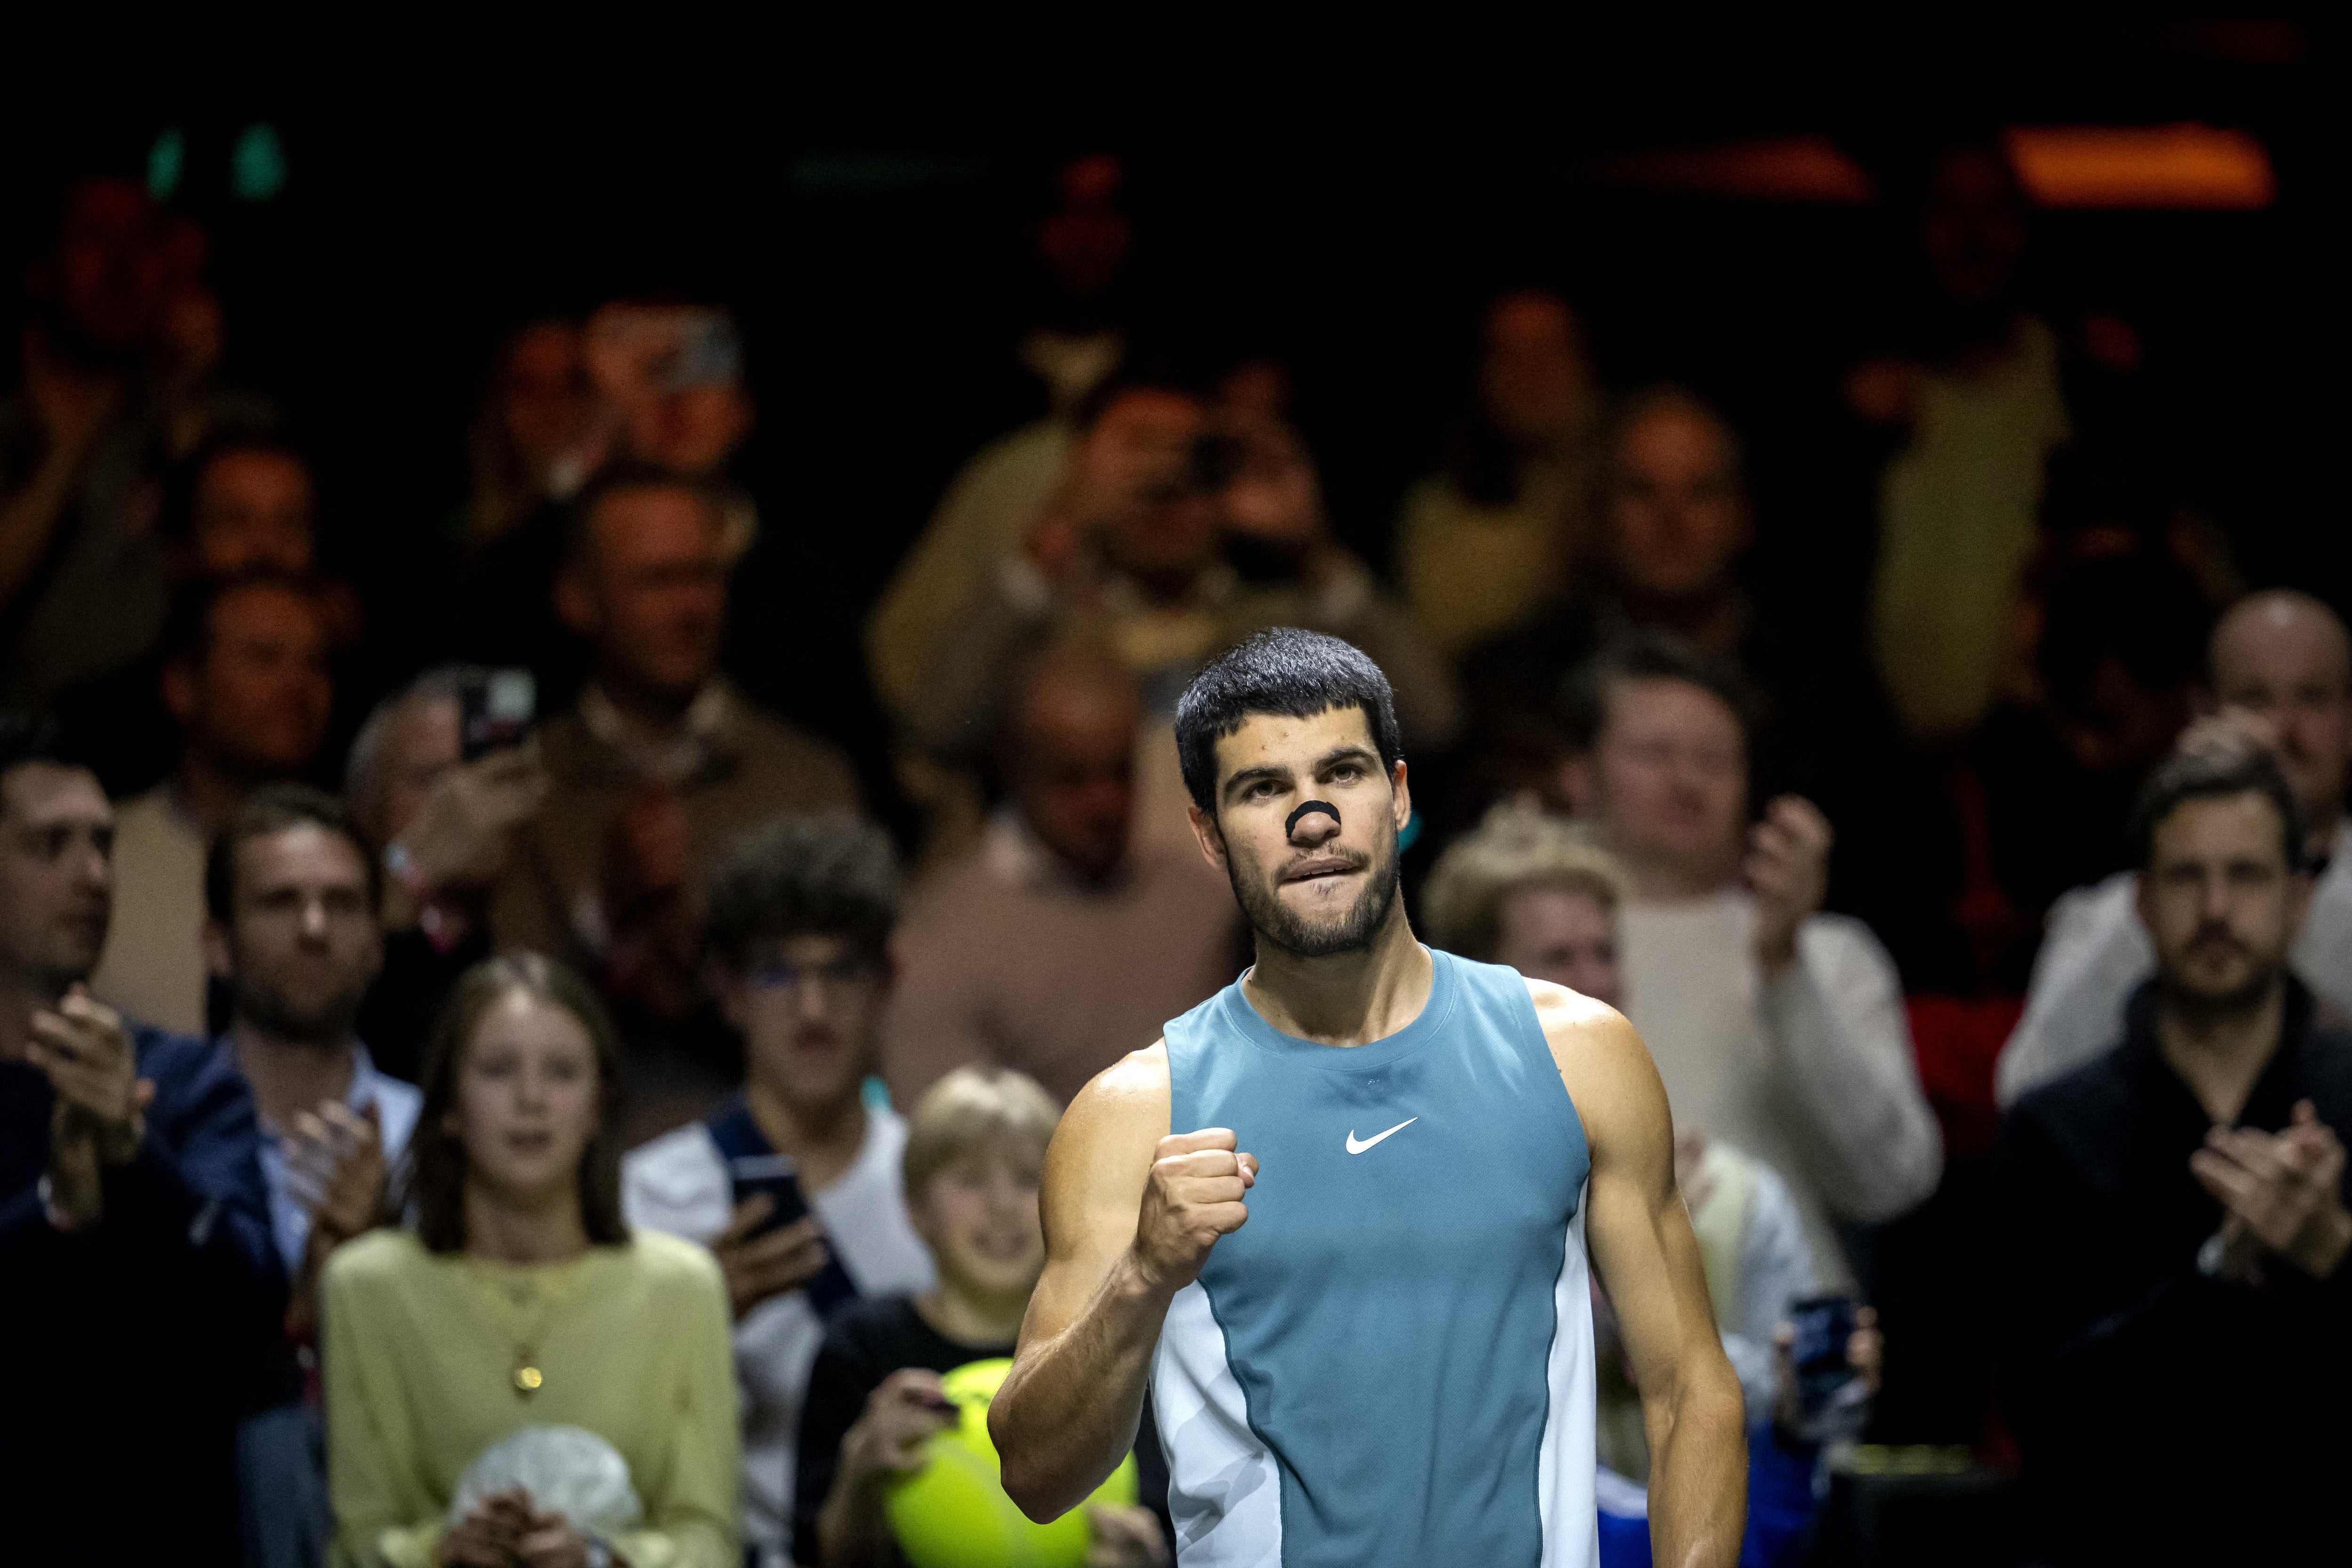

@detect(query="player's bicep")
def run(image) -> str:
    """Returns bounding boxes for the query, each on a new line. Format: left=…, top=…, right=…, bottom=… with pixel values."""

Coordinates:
left=1018, top=1045, right=1169, bottom=1348
left=1544, top=993, right=1722, bottom=1387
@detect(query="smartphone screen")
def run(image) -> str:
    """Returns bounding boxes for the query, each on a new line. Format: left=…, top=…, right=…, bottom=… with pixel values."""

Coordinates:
left=1788, top=1293, right=1859, bottom=1423
left=458, top=668, right=536, bottom=761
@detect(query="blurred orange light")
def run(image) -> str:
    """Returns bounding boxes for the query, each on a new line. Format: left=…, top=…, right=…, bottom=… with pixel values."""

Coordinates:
left=1593, top=136, right=1872, bottom=203
left=2003, top=124, right=2274, bottom=209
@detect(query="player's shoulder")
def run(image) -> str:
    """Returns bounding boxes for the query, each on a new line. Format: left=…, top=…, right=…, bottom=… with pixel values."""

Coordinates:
left=1522, top=977, right=1645, bottom=1062
left=1065, top=1041, right=1171, bottom=1126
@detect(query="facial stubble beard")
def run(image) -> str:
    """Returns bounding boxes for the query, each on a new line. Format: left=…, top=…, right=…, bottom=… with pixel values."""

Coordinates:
left=233, top=952, right=371, bottom=1050
left=1227, top=823, right=1403, bottom=960
left=2160, top=923, right=2288, bottom=1024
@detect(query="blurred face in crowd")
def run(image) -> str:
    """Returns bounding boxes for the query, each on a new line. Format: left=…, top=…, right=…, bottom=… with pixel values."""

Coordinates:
left=0, top=763, right=113, bottom=995
left=167, top=583, right=334, bottom=779
left=1479, top=291, right=1592, bottom=449
left=1079, top=389, right=1221, bottom=589
left=450, top=988, right=602, bottom=1207
left=209, top=824, right=382, bottom=1047
left=1494, top=883, right=1621, bottom=1006
left=914, top=1136, right=1048, bottom=1305
left=723, top=933, right=886, bottom=1115
left=191, top=447, right=316, bottom=578
left=2208, top=593, right=2352, bottom=830
left=564, top=483, right=730, bottom=705
left=500, top=322, right=595, bottom=486
left=1921, top=147, right=2028, bottom=307
left=366, top=695, right=461, bottom=847
left=585, top=303, right=752, bottom=478
left=1009, top=660, right=1138, bottom=881
left=1609, top=399, right=1750, bottom=603
left=2137, top=792, right=2308, bottom=1014
left=1577, top=677, right=1748, bottom=890
left=48, top=177, right=170, bottom=352
left=1196, top=704, right=1406, bottom=959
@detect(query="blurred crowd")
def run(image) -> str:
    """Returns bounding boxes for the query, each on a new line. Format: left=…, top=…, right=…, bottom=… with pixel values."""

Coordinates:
left=2, top=143, right=2345, bottom=1568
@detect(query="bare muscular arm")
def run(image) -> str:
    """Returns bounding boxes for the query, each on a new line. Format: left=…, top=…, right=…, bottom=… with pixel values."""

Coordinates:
left=988, top=1044, right=1259, bottom=1522
left=1535, top=981, right=1746, bottom=1568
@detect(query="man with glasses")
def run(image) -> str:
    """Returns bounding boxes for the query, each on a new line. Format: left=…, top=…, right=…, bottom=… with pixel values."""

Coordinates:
left=623, top=811, right=934, bottom=1568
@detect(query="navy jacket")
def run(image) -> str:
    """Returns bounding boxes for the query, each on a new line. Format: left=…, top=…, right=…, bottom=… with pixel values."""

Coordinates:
left=2, top=1023, right=282, bottom=1565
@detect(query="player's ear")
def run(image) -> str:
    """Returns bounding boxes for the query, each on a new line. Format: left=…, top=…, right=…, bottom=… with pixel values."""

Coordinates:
left=1389, top=759, right=1411, bottom=828
left=1188, top=802, right=1229, bottom=872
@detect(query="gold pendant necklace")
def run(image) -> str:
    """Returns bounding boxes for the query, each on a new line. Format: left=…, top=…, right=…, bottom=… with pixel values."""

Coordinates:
left=498, top=1277, right=552, bottom=1400
left=512, top=1352, right=544, bottom=1397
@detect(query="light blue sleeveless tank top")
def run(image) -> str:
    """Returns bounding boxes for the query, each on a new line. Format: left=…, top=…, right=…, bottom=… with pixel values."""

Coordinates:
left=1149, top=947, right=1600, bottom=1568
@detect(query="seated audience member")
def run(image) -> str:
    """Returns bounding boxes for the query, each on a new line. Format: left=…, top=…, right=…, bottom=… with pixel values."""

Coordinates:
left=345, top=667, right=548, bottom=1082
left=459, top=319, right=598, bottom=559
left=625, top=812, right=936, bottom=1568
left=897, top=372, right=1459, bottom=777
left=0, top=712, right=279, bottom=1564
left=886, top=640, right=1240, bottom=1108
left=1421, top=802, right=1875, bottom=1568
left=2000, top=589, right=2352, bottom=1104
left=324, top=954, right=738, bottom=1568
left=1392, top=288, right=1605, bottom=661
left=90, top=572, right=335, bottom=1034
left=1996, top=741, right=2352, bottom=1563
left=208, top=784, right=421, bottom=1568
left=1559, top=634, right=1942, bottom=1279
left=795, top=1067, right=1167, bottom=1568
left=488, top=467, right=860, bottom=1031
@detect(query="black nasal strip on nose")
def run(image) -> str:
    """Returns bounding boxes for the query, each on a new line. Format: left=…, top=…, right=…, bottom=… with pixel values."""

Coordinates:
left=1287, top=800, right=1342, bottom=836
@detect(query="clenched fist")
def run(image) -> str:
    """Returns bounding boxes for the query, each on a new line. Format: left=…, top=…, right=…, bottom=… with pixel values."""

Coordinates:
left=1130, top=1128, right=1258, bottom=1295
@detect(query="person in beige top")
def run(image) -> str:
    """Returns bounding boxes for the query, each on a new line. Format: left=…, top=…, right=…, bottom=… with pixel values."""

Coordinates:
left=887, top=639, right=1240, bottom=1109
left=489, top=468, right=860, bottom=1030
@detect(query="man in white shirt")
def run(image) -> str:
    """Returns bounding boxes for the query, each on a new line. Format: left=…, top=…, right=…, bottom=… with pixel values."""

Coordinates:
left=1559, top=633, right=1942, bottom=1282
left=1998, top=589, right=2352, bottom=1106
left=623, top=812, right=933, bottom=1568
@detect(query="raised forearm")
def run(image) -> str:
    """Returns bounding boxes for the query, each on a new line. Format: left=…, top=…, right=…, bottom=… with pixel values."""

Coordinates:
left=992, top=1252, right=1170, bottom=1521
left=1645, top=1359, right=1749, bottom=1568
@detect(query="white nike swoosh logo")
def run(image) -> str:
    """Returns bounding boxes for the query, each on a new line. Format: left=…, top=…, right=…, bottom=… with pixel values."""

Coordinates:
left=1345, top=1117, right=1417, bottom=1154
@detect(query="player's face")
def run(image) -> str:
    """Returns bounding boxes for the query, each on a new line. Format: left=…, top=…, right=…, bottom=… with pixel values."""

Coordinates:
left=1192, top=704, right=1407, bottom=958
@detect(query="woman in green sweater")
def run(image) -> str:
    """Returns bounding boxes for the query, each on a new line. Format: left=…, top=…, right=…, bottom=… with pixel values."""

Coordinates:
left=324, top=954, right=739, bottom=1568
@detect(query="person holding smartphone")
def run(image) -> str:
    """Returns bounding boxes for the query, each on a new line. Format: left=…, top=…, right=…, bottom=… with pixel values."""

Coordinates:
left=623, top=812, right=934, bottom=1568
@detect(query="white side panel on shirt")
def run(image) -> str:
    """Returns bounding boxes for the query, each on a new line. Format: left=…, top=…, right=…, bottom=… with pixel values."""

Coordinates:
left=1152, top=1281, right=1282, bottom=1567
left=1537, top=1197, right=1602, bottom=1568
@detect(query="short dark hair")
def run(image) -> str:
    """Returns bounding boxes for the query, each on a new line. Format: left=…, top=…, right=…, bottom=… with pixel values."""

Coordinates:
left=405, top=953, right=631, bottom=1253
left=1175, top=628, right=1404, bottom=815
left=0, top=710, right=74, bottom=794
left=561, top=462, right=726, bottom=573
left=204, top=782, right=381, bottom=925
left=160, top=569, right=323, bottom=670
left=2130, top=740, right=2305, bottom=875
left=1558, top=632, right=1765, bottom=755
left=704, top=810, right=900, bottom=972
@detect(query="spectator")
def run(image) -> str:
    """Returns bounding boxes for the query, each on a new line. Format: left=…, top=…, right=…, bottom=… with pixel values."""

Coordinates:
left=0, top=711, right=279, bottom=1564
left=1461, top=385, right=1856, bottom=814
left=460, top=319, right=598, bottom=558
left=795, top=1066, right=1167, bottom=1568
left=886, top=639, right=1240, bottom=1108
left=487, top=468, right=860, bottom=1035
left=1995, top=741, right=2352, bottom=1562
left=624, top=812, right=936, bottom=1568
left=206, top=783, right=420, bottom=1568
left=91, top=572, right=335, bottom=1035
left=1393, top=289, right=1606, bottom=661
left=899, top=376, right=1457, bottom=857
left=1999, top=589, right=2352, bottom=1104
left=344, top=667, right=548, bottom=1082
left=323, top=953, right=739, bottom=1568
left=1558, top=634, right=1942, bottom=1279
left=1858, top=143, right=2072, bottom=746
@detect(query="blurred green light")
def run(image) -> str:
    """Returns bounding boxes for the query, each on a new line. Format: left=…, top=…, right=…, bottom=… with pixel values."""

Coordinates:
left=230, top=122, right=287, bottom=201
left=147, top=127, right=186, bottom=200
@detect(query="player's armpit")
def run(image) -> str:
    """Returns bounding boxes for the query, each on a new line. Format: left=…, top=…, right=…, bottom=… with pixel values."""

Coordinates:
left=1532, top=982, right=1747, bottom=1568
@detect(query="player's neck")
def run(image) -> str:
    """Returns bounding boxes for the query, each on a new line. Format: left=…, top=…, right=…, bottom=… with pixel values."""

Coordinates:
left=1243, top=899, right=1433, bottom=1048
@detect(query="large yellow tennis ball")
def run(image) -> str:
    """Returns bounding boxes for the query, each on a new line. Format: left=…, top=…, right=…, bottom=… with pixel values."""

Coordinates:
left=884, top=1357, right=1139, bottom=1568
